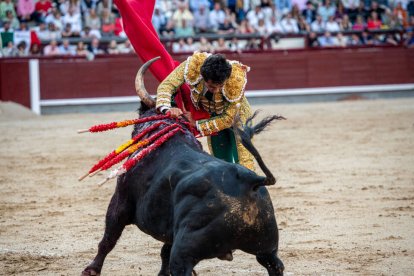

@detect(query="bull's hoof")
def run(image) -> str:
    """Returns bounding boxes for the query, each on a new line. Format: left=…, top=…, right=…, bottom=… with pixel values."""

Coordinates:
left=81, top=268, right=100, bottom=276
left=217, top=251, right=233, bottom=261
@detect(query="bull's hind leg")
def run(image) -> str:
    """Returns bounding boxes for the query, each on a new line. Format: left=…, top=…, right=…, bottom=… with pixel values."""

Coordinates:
left=82, top=191, right=132, bottom=276
left=256, top=250, right=284, bottom=276
left=158, top=243, right=172, bottom=276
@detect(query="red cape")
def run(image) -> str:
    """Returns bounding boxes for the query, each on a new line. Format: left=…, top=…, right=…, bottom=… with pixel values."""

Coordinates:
left=114, top=0, right=210, bottom=121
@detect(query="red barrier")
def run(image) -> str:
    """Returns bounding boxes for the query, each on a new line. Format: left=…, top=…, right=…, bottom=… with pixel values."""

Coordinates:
left=0, top=58, right=31, bottom=108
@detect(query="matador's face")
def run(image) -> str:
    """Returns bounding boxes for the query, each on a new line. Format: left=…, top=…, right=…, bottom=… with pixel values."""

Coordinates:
left=205, top=79, right=225, bottom=94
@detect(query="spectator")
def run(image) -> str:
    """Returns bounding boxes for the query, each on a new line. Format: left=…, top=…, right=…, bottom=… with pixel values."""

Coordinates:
left=274, top=0, right=293, bottom=15
left=75, top=40, right=88, bottom=55
left=228, top=36, right=243, bottom=53
left=209, top=2, right=226, bottom=31
left=298, top=15, right=311, bottom=32
left=47, top=22, right=62, bottom=40
left=307, top=31, right=321, bottom=47
left=218, top=17, right=236, bottom=34
left=342, top=0, right=360, bottom=20
left=81, top=25, right=101, bottom=39
left=5, top=10, right=20, bottom=30
left=172, top=38, right=189, bottom=53
left=352, top=14, right=366, bottom=30
left=367, top=11, right=382, bottom=29
left=175, top=19, right=195, bottom=37
left=17, top=0, right=35, bottom=22
left=267, top=15, right=284, bottom=34
left=340, top=14, right=353, bottom=30
left=237, top=19, right=255, bottom=33
left=172, top=2, right=194, bottom=32
left=263, top=3, right=282, bottom=24
left=335, top=32, right=347, bottom=46
left=185, top=37, right=197, bottom=52
left=29, top=43, right=41, bottom=55
left=291, top=4, right=301, bottom=21
left=302, top=1, right=316, bottom=24
left=101, top=8, right=116, bottom=36
left=161, top=20, right=175, bottom=37
left=2, top=41, right=17, bottom=57
left=198, top=36, right=213, bottom=52
left=246, top=5, right=265, bottom=29
left=45, top=8, right=64, bottom=31
left=43, top=39, right=61, bottom=55
left=117, top=39, right=134, bottom=53
left=353, top=1, right=369, bottom=22
left=34, top=22, right=49, bottom=40
left=214, top=37, right=229, bottom=51
left=335, top=1, right=347, bottom=21
left=152, top=7, right=166, bottom=34
left=318, top=0, right=337, bottom=22
left=318, top=31, right=336, bottom=46
left=34, top=0, right=52, bottom=22
left=189, top=0, right=210, bottom=12
left=393, top=2, right=409, bottom=27
left=245, top=38, right=261, bottom=50
left=403, top=30, right=414, bottom=47
left=360, top=30, right=373, bottom=44
left=383, top=32, right=399, bottom=45
left=325, top=15, right=341, bottom=32
left=311, top=15, right=325, bottom=32
left=0, top=0, right=17, bottom=22
left=61, top=23, right=74, bottom=37
left=281, top=12, right=300, bottom=33
left=106, top=39, right=120, bottom=54
left=348, top=33, right=363, bottom=45
left=63, top=7, right=82, bottom=36
left=85, top=8, right=101, bottom=31
left=193, top=4, right=210, bottom=33
left=87, top=37, right=104, bottom=54
left=369, top=1, right=385, bottom=19
left=59, top=38, right=75, bottom=54
left=16, top=40, right=28, bottom=56
left=81, top=0, right=101, bottom=14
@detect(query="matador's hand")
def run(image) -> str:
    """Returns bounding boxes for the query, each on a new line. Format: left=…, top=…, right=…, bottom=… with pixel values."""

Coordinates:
left=166, top=107, right=183, bottom=118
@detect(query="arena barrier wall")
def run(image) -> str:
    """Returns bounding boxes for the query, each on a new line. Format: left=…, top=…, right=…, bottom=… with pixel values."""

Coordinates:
left=1, top=47, right=413, bottom=114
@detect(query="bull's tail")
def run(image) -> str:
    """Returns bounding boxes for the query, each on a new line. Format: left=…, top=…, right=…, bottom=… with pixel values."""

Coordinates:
left=233, top=111, right=286, bottom=186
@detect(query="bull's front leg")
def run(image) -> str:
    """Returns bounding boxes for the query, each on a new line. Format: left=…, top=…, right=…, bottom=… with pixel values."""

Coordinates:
left=81, top=191, right=132, bottom=276
left=158, top=243, right=172, bottom=276
left=256, top=250, right=284, bottom=276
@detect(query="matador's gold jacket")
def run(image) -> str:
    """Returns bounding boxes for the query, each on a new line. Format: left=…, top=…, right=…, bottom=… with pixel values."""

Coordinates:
left=156, top=52, right=255, bottom=170
left=156, top=51, right=252, bottom=137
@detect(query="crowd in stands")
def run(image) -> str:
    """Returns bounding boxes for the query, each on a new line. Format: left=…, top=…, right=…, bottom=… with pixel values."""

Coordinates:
left=0, top=0, right=414, bottom=57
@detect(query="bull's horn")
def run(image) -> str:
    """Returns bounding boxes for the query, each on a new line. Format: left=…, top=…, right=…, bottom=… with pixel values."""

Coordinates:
left=135, top=56, right=160, bottom=107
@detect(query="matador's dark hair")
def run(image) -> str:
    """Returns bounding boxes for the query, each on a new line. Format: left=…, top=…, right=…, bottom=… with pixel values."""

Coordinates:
left=200, top=54, right=232, bottom=84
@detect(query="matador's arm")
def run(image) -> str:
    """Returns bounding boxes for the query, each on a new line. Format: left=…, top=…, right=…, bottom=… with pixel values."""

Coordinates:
left=156, top=62, right=186, bottom=113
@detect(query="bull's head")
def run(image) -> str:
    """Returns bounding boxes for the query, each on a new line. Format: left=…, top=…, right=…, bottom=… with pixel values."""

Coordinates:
left=135, top=56, right=160, bottom=108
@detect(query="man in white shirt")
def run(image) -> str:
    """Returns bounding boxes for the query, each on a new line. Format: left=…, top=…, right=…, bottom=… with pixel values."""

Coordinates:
left=246, top=5, right=265, bottom=29
left=209, top=2, right=225, bottom=31
left=311, top=15, right=325, bottom=32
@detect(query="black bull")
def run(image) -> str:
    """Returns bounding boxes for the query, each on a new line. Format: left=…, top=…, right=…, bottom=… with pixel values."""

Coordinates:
left=82, top=59, right=285, bottom=276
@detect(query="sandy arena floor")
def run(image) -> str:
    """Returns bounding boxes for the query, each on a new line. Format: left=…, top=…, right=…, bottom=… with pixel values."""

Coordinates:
left=0, top=98, right=413, bottom=275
